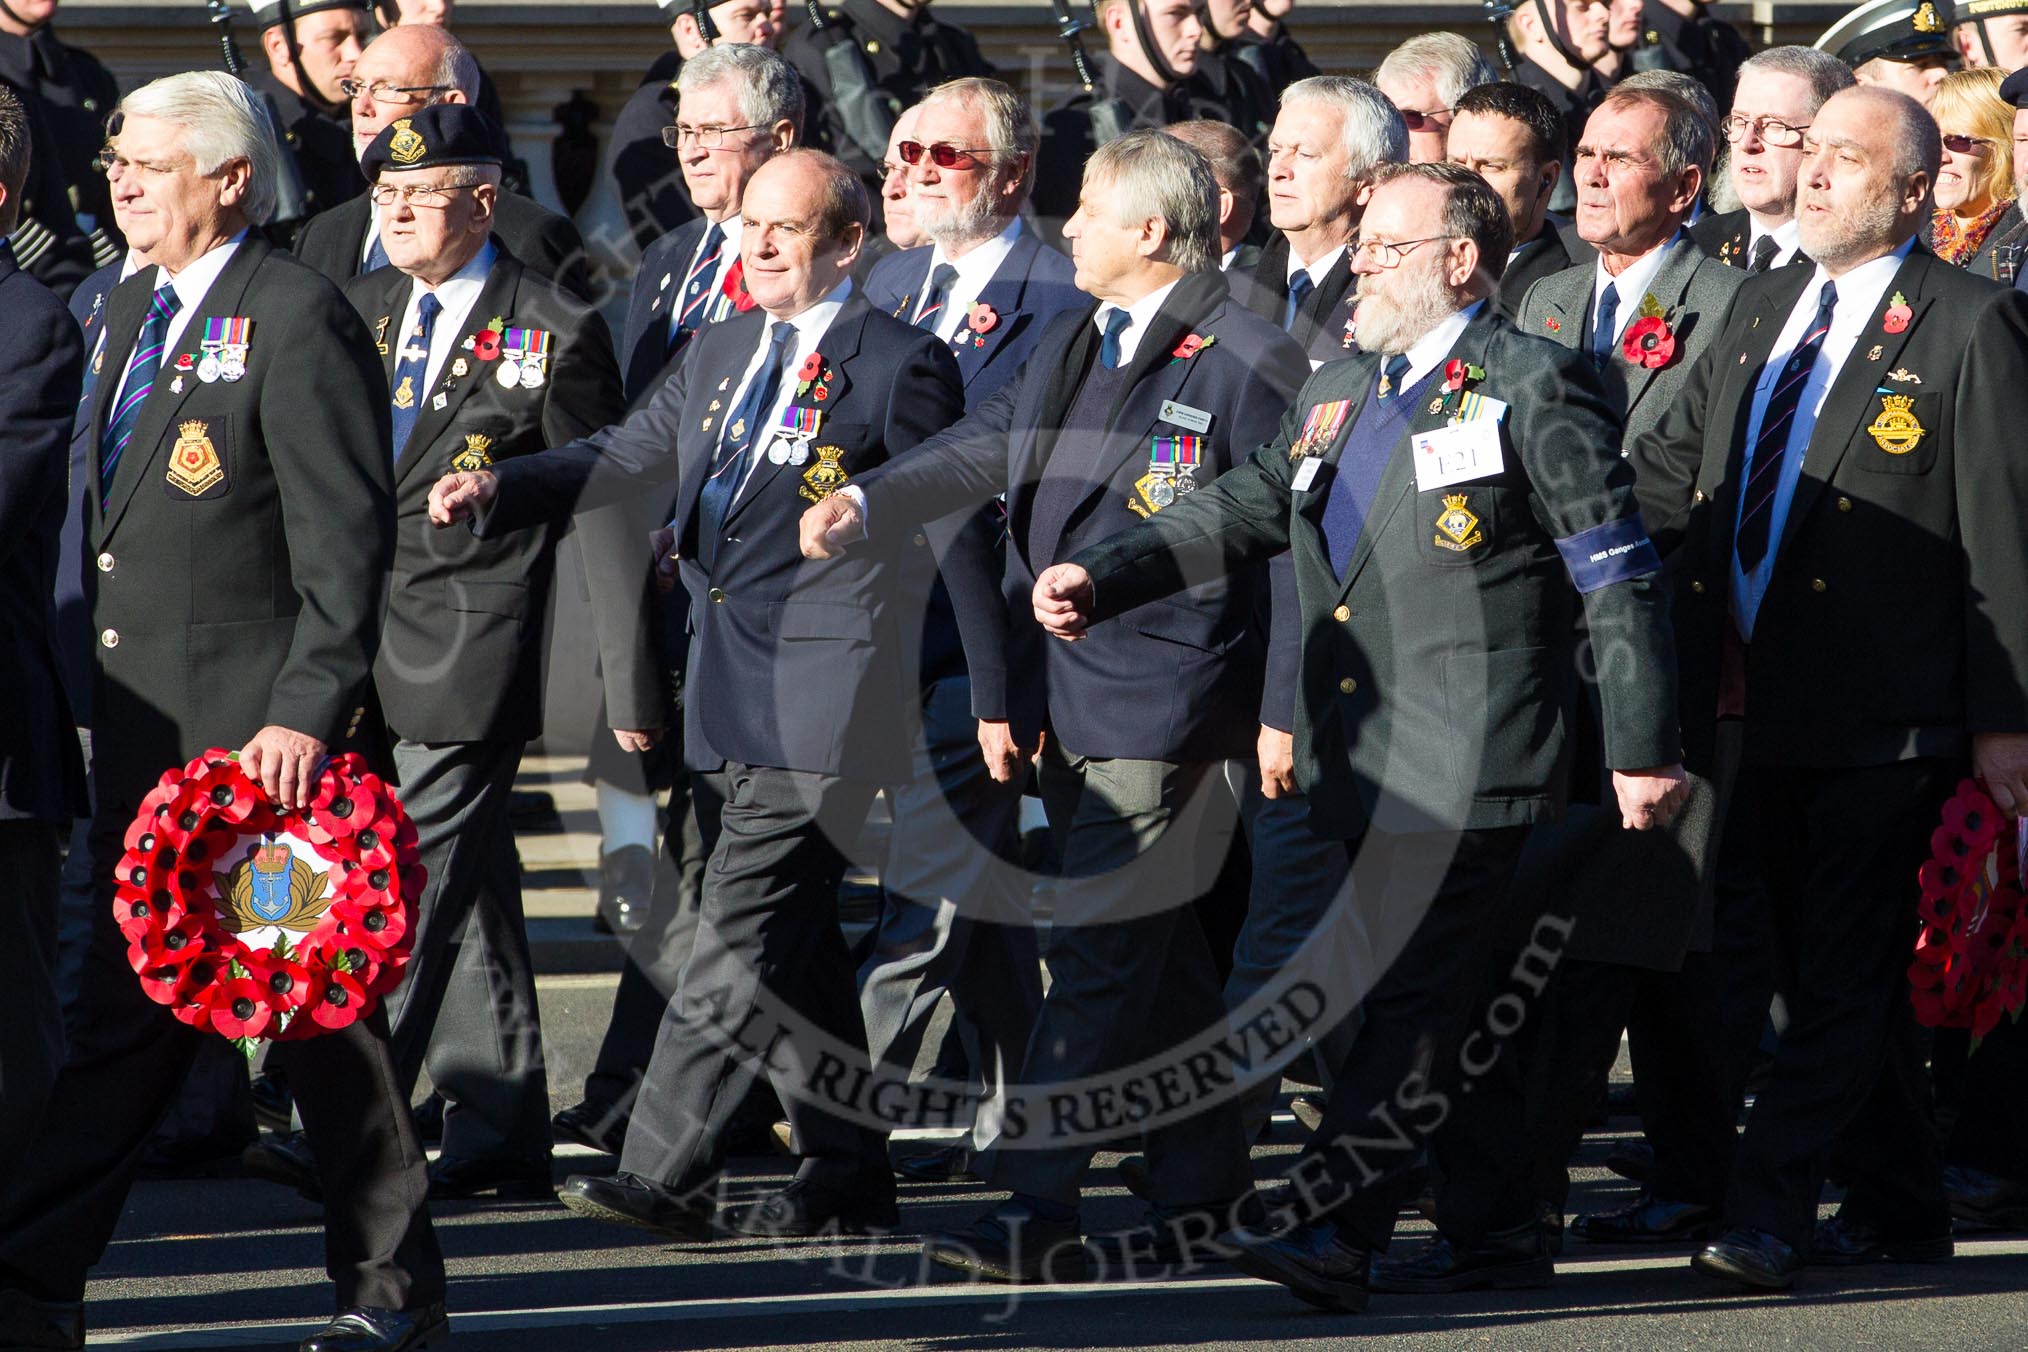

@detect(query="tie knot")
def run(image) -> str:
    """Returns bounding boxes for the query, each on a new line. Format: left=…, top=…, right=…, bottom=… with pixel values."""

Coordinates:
left=929, top=263, right=958, bottom=294
left=1289, top=269, right=1313, bottom=296
left=151, top=284, right=181, bottom=320
left=769, top=320, right=796, bottom=353
left=1750, top=236, right=1779, bottom=272
left=702, top=221, right=724, bottom=251
left=1381, top=354, right=1411, bottom=391
left=1103, top=308, right=1132, bottom=340
left=1817, top=279, right=1838, bottom=313
left=417, top=291, right=442, bottom=320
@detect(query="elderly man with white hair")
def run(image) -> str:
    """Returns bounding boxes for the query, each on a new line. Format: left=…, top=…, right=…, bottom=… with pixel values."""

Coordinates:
left=1236, top=75, right=1408, bottom=361
left=0, top=71, right=445, bottom=1352
left=1374, top=31, right=1501, bottom=162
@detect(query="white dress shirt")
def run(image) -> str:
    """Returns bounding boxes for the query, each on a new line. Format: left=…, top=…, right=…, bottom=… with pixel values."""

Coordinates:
left=1731, top=238, right=1913, bottom=637
left=1092, top=278, right=1182, bottom=367
left=393, top=241, right=497, bottom=393
left=725, top=277, right=852, bottom=495
left=670, top=213, right=744, bottom=341
left=108, top=231, right=247, bottom=417
left=915, top=217, right=1022, bottom=342
left=1287, top=243, right=1346, bottom=288
left=1591, top=232, right=1680, bottom=346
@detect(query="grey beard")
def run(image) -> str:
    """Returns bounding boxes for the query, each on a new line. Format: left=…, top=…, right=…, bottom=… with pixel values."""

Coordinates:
left=920, top=187, right=1006, bottom=251
left=1353, top=267, right=1460, bottom=356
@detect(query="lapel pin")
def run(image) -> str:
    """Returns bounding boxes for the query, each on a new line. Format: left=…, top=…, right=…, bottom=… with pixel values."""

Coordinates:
left=1867, top=345, right=1884, bottom=361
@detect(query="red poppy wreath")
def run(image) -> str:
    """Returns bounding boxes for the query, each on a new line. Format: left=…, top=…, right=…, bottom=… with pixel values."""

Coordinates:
left=1908, top=779, right=2028, bottom=1040
left=113, top=750, right=424, bottom=1048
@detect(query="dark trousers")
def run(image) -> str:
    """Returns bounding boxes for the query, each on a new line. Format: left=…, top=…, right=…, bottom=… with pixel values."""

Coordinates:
left=0, top=829, right=443, bottom=1308
left=1723, top=757, right=1955, bottom=1250
left=1950, top=1010, right=2028, bottom=1179
left=0, top=822, right=65, bottom=1174
left=583, top=755, right=710, bottom=1116
left=857, top=674, right=1040, bottom=1152
left=618, top=763, right=888, bottom=1188
left=988, top=748, right=1251, bottom=1210
left=381, top=736, right=550, bottom=1163
left=1302, top=825, right=1530, bottom=1252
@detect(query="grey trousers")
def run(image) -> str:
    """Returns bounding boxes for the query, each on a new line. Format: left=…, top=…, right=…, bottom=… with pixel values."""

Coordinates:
left=381, top=736, right=551, bottom=1163
left=987, top=747, right=1252, bottom=1210
left=856, top=675, right=1040, bottom=1151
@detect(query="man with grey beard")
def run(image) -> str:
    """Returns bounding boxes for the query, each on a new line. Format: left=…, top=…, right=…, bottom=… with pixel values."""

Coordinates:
left=858, top=76, right=1080, bottom=1184
left=1628, top=83, right=2028, bottom=1292
left=1027, top=161, right=1686, bottom=1312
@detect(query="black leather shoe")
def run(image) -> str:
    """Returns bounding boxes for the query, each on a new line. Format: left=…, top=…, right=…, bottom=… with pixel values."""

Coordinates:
left=1692, top=1226, right=1803, bottom=1290
left=923, top=1199, right=1088, bottom=1283
left=1086, top=1198, right=1261, bottom=1271
left=552, top=1100, right=627, bottom=1156
left=411, top=1093, right=444, bottom=1147
left=299, top=1303, right=447, bottom=1352
left=724, top=1174, right=898, bottom=1237
left=1290, top=1093, right=1327, bottom=1134
left=251, top=1071, right=294, bottom=1134
left=427, top=1155, right=553, bottom=1202
left=893, top=1143, right=977, bottom=1184
left=1539, top=1202, right=1565, bottom=1258
left=138, top=1128, right=255, bottom=1179
left=1571, top=1196, right=1716, bottom=1246
left=593, top=845, right=653, bottom=936
left=1812, top=1213, right=1953, bottom=1265
left=557, top=1171, right=713, bottom=1241
left=0, top=1289, right=83, bottom=1350
left=1604, top=1141, right=1654, bottom=1185
left=243, top=1130, right=322, bottom=1202
left=1115, top=1154, right=1155, bottom=1203
left=1221, top=1216, right=1372, bottom=1313
left=1369, top=1224, right=1552, bottom=1294
left=1945, top=1164, right=2028, bottom=1231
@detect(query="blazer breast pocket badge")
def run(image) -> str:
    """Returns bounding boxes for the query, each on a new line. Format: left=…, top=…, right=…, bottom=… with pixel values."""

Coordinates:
left=166, top=419, right=226, bottom=498
left=1433, top=493, right=1485, bottom=552
left=799, top=444, right=850, bottom=502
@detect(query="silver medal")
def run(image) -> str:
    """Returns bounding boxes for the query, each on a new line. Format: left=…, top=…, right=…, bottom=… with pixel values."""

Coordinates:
left=221, top=355, right=246, bottom=383
left=788, top=441, right=810, bottom=466
left=496, top=359, right=522, bottom=389
left=1149, top=476, right=1176, bottom=508
left=197, top=354, right=221, bottom=383
left=768, top=438, right=791, bottom=464
left=520, top=362, right=545, bottom=390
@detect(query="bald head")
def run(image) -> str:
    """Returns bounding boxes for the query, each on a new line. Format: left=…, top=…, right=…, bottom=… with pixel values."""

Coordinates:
left=1795, top=86, right=1937, bottom=273
left=349, top=22, right=482, bottom=158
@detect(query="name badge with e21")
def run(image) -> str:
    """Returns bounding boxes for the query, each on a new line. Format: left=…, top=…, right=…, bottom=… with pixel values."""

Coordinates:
left=1412, top=420, right=1505, bottom=493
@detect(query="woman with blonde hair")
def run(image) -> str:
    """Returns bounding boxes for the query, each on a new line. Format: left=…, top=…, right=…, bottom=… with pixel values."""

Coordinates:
left=1928, top=66, right=2021, bottom=275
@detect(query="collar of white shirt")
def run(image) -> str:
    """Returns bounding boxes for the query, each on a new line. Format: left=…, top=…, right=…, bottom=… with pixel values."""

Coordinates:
left=922, top=217, right=1022, bottom=338
left=1287, top=242, right=1345, bottom=288
left=1799, top=236, right=1914, bottom=350
left=1395, top=299, right=1485, bottom=390
left=153, top=230, right=247, bottom=318
left=1592, top=231, right=1682, bottom=341
left=1094, top=277, right=1183, bottom=368
left=1748, top=217, right=1802, bottom=267
left=400, top=240, right=498, bottom=391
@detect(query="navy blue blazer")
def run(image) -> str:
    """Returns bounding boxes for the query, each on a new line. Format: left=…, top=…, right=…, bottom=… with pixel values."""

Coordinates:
left=481, top=292, right=966, bottom=783
left=855, top=269, right=1309, bottom=762
left=54, top=258, right=120, bottom=729
left=861, top=227, right=1085, bottom=709
left=0, top=244, right=85, bottom=822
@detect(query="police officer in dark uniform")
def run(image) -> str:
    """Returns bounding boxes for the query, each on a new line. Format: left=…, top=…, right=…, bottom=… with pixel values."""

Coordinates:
left=247, top=0, right=373, bottom=220
left=783, top=0, right=992, bottom=197
left=0, top=0, right=119, bottom=268
left=605, top=0, right=785, bottom=250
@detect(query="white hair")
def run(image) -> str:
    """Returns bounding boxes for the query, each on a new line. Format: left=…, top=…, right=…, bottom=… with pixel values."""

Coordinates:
left=1087, top=130, right=1221, bottom=274
left=1376, top=32, right=1501, bottom=111
left=1281, top=76, right=1410, bottom=180
left=678, top=43, right=804, bottom=138
left=120, top=71, right=280, bottom=226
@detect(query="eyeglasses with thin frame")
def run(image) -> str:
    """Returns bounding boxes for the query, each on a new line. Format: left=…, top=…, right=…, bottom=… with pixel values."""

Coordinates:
left=1352, top=235, right=1454, bottom=268
left=662, top=123, right=764, bottom=150
left=338, top=78, right=455, bottom=105
left=1942, top=133, right=1994, bottom=154
left=1720, top=113, right=1809, bottom=148
left=898, top=140, right=992, bottom=170
left=94, top=148, right=191, bottom=178
left=367, top=182, right=478, bottom=208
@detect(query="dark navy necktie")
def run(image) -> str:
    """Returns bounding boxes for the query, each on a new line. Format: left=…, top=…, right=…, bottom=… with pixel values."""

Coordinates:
left=1283, top=269, right=1314, bottom=332
left=670, top=222, right=725, bottom=354
left=99, top=283, right=180, bottom=501
left=1590, top=282, right=1621, bottom=367
left=1748, top=236, right=1779, bottom=274
left=389, top=291, right=440, bottom=461
left=916, top=263, right=958, bottom=330
left=1098, top=307, right=1133, bottom=369
left=699, top=320, right=795, bottom=561
left=1736, top=279, right=1838, bottom=571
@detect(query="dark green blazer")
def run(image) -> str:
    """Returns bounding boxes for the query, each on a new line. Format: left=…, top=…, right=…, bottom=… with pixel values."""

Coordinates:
left=1072, top=303, right=1681, bottom=839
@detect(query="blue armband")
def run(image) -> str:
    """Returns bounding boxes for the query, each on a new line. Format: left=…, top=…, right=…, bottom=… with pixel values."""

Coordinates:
left=1554, top=517, right=1660, bottom=594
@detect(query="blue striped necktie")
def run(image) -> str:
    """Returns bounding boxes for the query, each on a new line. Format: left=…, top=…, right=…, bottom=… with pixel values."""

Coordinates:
left=99, top=283, right=181, bottom=503
left=1736, top=279, right=1838, bottom=570
left=669, top=222, right=725, bottom=354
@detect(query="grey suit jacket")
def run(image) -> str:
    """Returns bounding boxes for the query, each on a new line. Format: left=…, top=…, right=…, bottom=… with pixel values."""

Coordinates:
left=1518, top=234, right=1745, bottom=449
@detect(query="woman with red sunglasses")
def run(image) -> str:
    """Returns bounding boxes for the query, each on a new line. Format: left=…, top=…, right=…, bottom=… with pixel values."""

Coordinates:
left=1927, top=66, right=2021, bottom=275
